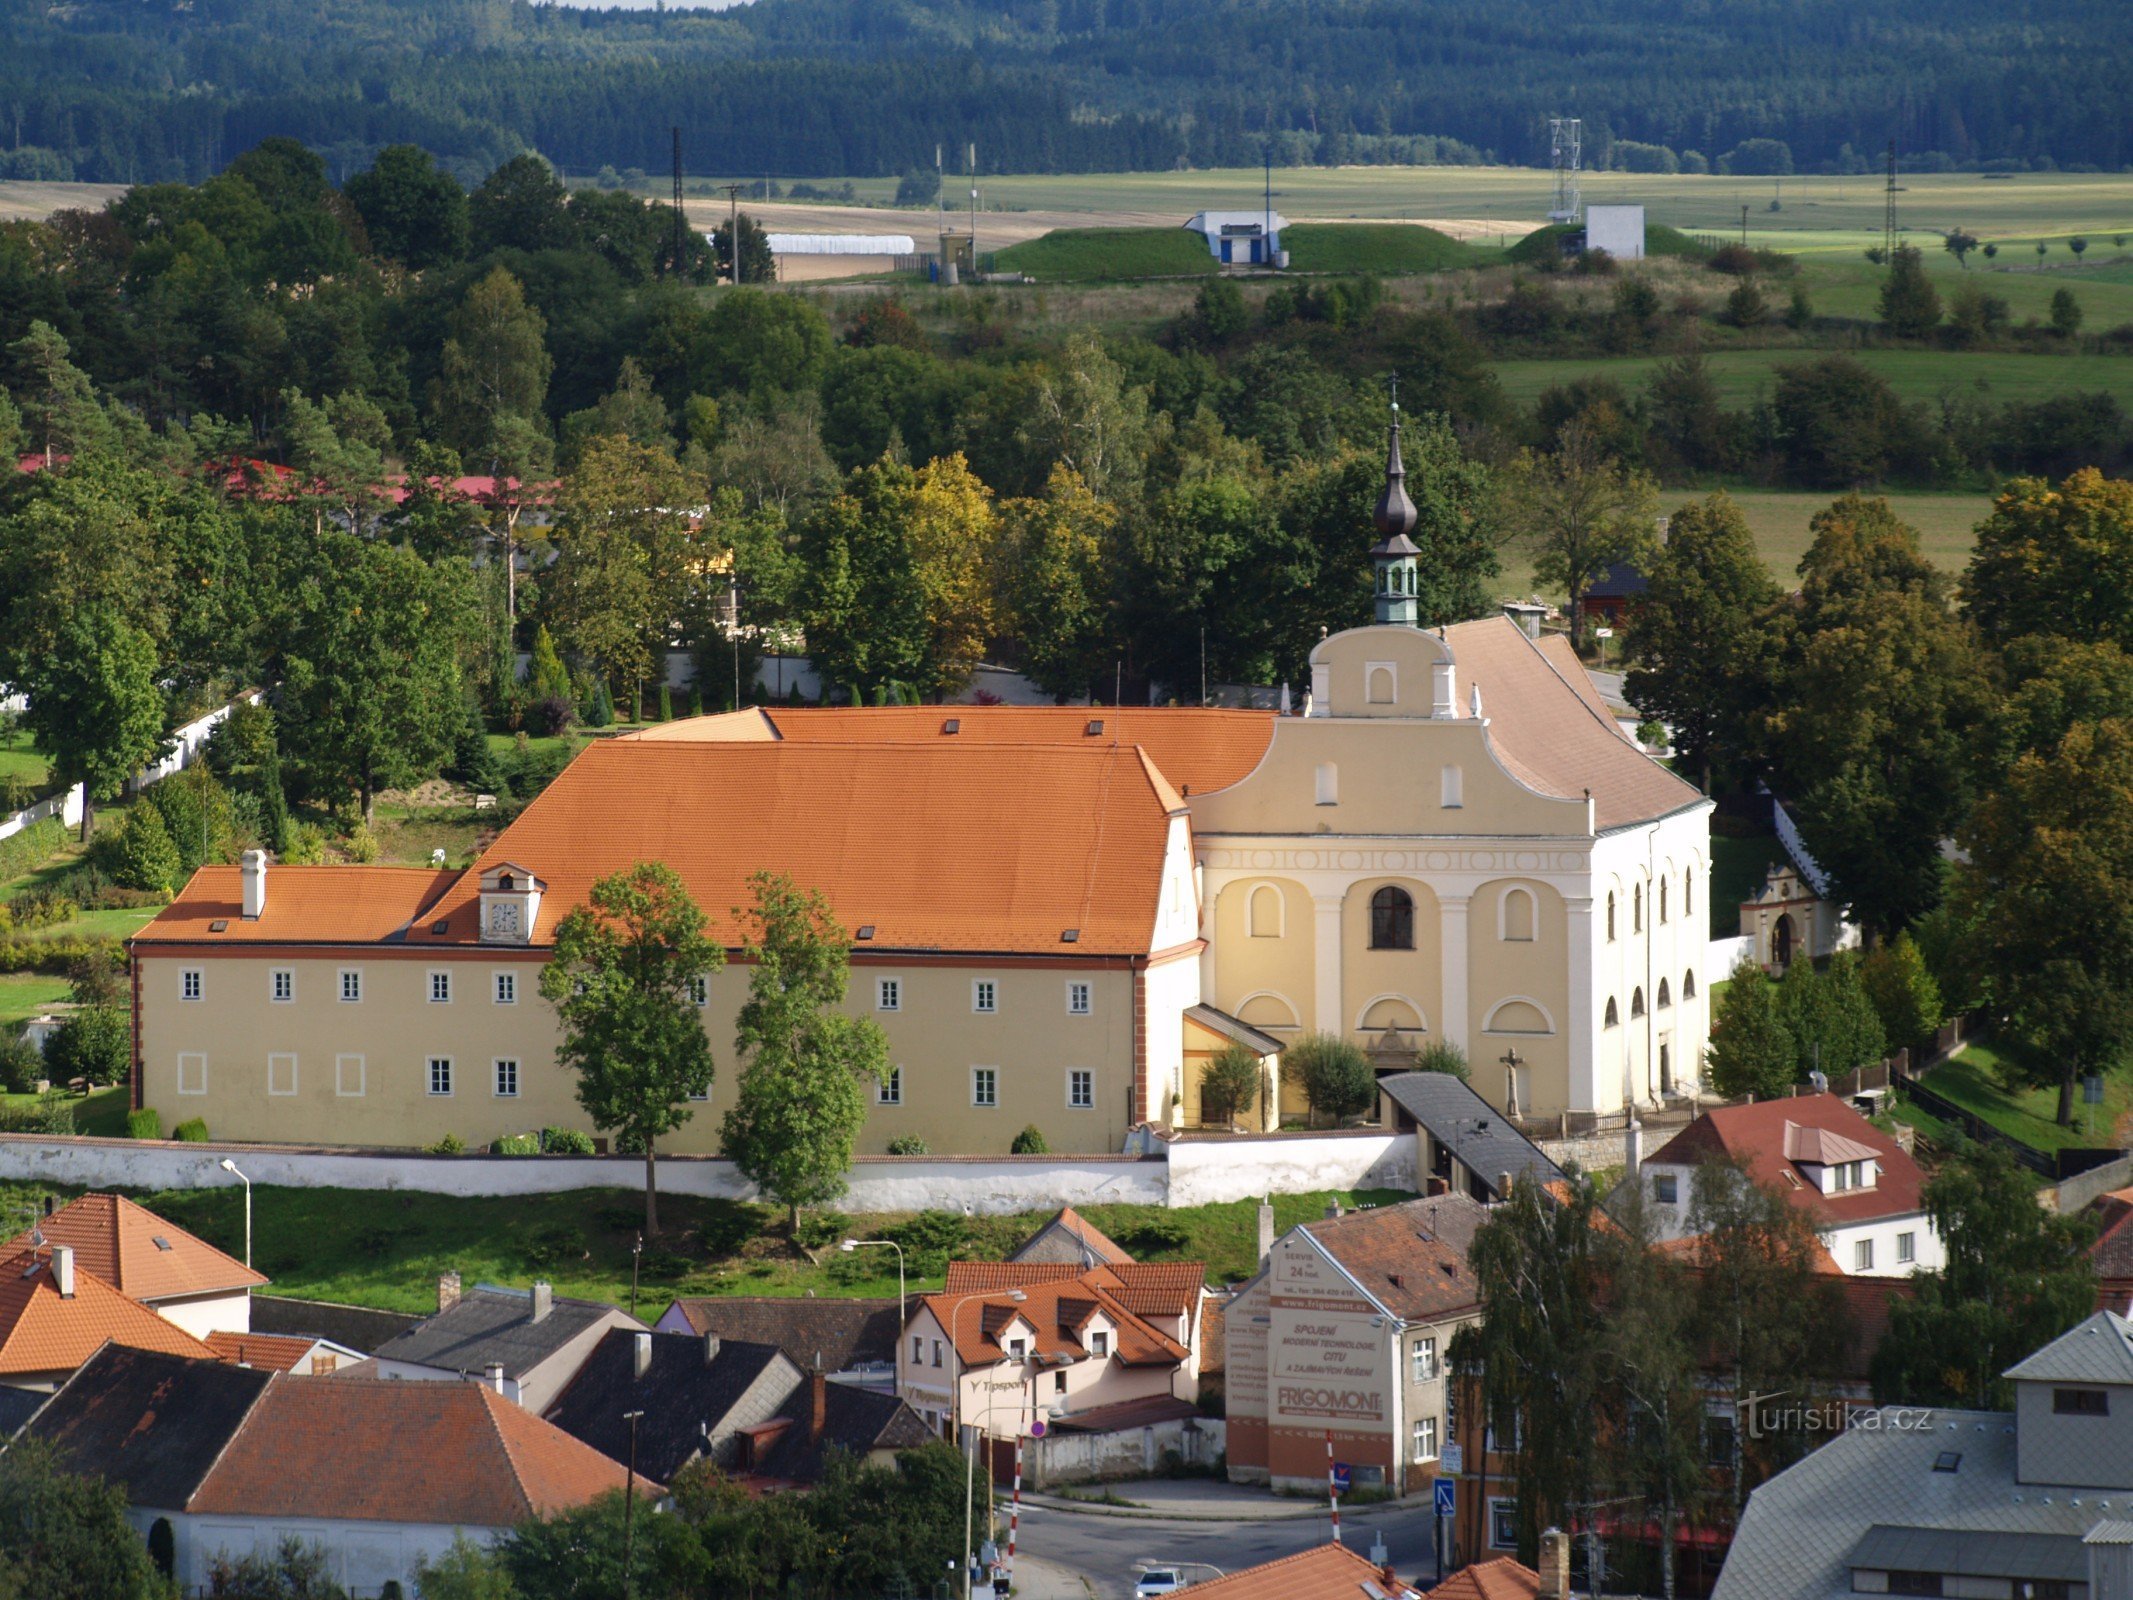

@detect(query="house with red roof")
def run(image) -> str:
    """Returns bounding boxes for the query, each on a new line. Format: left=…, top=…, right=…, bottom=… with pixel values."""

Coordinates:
left=1637, top=1093, right=1943, bottom=1277
left=1181, top=1541, right=1426, bottom=1600
left=0, top=1241, right=218, bottom=1390
left=3, top=1192, right=267, bottom=1339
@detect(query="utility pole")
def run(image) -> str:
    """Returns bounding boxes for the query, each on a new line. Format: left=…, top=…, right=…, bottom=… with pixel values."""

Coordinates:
left=718, top=181, right=746, bottom=284
left=1740, top=205, right=1749, bottom=247
left=669, top=126, right=685, bottom=277
left=968, top=141, right=979, bottom=279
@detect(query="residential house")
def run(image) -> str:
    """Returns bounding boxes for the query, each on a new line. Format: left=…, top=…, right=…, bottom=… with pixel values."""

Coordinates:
left=28, top=1344, right=650, bottom=1599
left=1637, top=1093, right=1943, bottom=1276
left=543, top=1328, right=798, bottom=1481
left=0, top=1241, right=217, bottom=1389
left=1226, top=1193, right=1488, bottom=1501
left=1580, top=559, right=1649, bottom=632
left=1007, top=1205, right=1135, bottom=1268
left=1717, top=1310, right=2133, bottom=1600
left=129, top=423, right=1712, bottom=1152
left=653, top=1295, right=901, bottom=1384
left=1379, top=1070, right=1567, bottom=1199
left=2086, top=1185, right=2133, bottom=1314
left=359, top=1276, right=642, bottom=1410
left=1180, top=1541, right=1421, bottom=1599
left=202, top=1331, right=363, bottom=1374
left=739, top=1368, right=937, bottom=1488
left=1422, top=1555, right=1546, bottom=1600
left=2, top=1192, right=267, bottom=1338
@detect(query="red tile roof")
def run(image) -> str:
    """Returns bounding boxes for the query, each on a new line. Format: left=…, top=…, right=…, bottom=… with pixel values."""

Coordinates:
left=941, top=1260, right=1206, bottom=1320
left=3, top=1194, right=267, bottom=1302
left=920, top=1271, right=1188, bottom=1370
left=0, top=1247, right=217, bottom=1378
left=1300, top=1197, right=1489, bottom=1323
left=1646, top=1094, right=1928, bottom=1227
left=1423, top=1556, right=1542, bottom=1600
left=398, top=738, right=1187, bottom=957
left=133, top=866, right=456, bottom=946
left=1187, top=1542, right=1421, bottom=1600
left=190, top=1376, right=658, bottom=1526
left=203, top=1332, right=323, bottom=1372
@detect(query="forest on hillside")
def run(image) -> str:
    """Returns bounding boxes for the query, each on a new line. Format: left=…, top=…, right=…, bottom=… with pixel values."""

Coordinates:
left=0, top=0, right=2127, bottom=185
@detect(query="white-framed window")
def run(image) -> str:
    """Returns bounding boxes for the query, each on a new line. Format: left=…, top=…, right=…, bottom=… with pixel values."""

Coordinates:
left=687, top=1080, right=710, bottom=1102
left=687, top=974, right=708, bottom=1008
left=878, top=1066, right=903, bottom=1106
left=339, top=968, right=363, bottom=1004
left=1067, top=980, right=1092, bottom=1016
left=877, top=977, right=901, bottom=1012
left=1008, top=1336, right=1027, bottom=1358
left=336, top=1054, right=365, bottom=1097
left=1413, top=1416, right=1439, bottom=1463
left=1068, top=1069, right=1094, bottom=1109
left=1090, top=1330, right=1109, bottom=1357
left=180, top=968, right=203, bottom=1002
left=267, top=1053, right=297, bottom=1097
left=1412, top=1337, right=1438, bottom=1383
left=494, top=1058, right=519, bottom=1098
left=429, top=970, right=452, bottom=1004
left=1654, top=1173, right=1679, bottom=1205
left=428, top=1057, right=453, bottom=1096
left=177, top=1052, right=207, bottom=1096
left=1855, top=1238, right=1875, bottom=1272
left=1898, top=1231, right=1917, bottom=1264
left=972, top=979, right=997, bottom=1014
left=1490, top=1498, right=1519, bottom=1550
left=972, top=1067, right=998, bottom=1108
left=494, top=971, right=516, bottom=1005
left=270, top=969, right=294, bottom=1004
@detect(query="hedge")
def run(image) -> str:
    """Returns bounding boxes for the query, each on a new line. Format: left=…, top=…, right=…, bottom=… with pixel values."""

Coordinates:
left=127, top=1107, right=161, bottom=1139
left=0, top=936, right=124, bottom=975
left=0, top=816, right=66, bottom=884
left=172, top=1117, right=210, bottom=1142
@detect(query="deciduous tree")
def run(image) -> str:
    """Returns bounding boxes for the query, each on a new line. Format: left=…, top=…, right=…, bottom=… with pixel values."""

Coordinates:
left=1505, top=418, right=1658, bottom=650
left=1705, top=962, right=1796, bottom=1101
left=1964, top=469, right=2133, bottom=652
left=1878, top=244, right=1942, bottom=338
left=1004, top=464, right=1119, bottom=701
left=19, top=605, right=164, bottom=840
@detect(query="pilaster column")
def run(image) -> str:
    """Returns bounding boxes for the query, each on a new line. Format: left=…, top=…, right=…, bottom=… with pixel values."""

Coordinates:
left=1312, top=893, right=1344, bottom=1034
left=1565, top=896, right=1596, bottom=1116
left=1439, top=895, right=1471, bottom=1051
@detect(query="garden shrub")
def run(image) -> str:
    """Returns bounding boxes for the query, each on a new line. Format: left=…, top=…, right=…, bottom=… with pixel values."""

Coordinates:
left=492, top=1132, right=540, bottom=1155
left=428, top=1131, right=467, bottom=1155
left=0, top=1032, right=42, bottom=1094
left=541, top=1126, right=596, bottom=1154
left=1010, top=1124, right=1049, bottom=1155
left=0, top=816, right=64, bottom=882
left=173, top=1117, right=210, bottom=1142
left=126, top=1107, right=162, bottom=1140
left=1414, top=1040, right=1470, bottom=1081
left=885, top=1134, right=929, bottom=1155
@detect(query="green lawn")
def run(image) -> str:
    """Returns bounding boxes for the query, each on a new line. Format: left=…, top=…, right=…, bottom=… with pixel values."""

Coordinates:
left=1283, top=222, right=1480, bottom=275
left=0, top=974, right=69, bottom=1026
left=1916, top=1041, right=2127, bottom=1153
left=993, top=227, right=1216, bottom=280
left=0, top=744, right=52, bottom=800
left=0, top=1182, right=1412, bottom=1314
left=1491, top=347, right=2133, bottom=412
left=0, top=1087, right=130, bottom=1136
left=368, top=805, right=491, bottom=870
left=1709, top=829, right=1786, bottom=940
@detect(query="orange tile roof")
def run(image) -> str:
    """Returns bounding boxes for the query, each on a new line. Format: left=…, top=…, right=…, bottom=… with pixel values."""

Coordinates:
left=4, top=1194, right=267, bottom=1303
left=1447, top=616, right=1704, bottom=830
left=636, top=705, right=1278, bottom=797
left=403, top=738, right=1186, bottom=957
left=1187, top=1542, right=1421, bottom=1600
left=1423, top=1555, right=1542, bottom=1600
left=939, top=1259, right=1205, bottom=1319
left=190, top=1376, right=658, bottom=1526
left=203, top=1332, right=321, bottom=1372
left=1647, top=1093, right=1927, bottom=1228
left=0, top=1247, right=217, bottom=1378
left=133, top=865, right=457, bottom=946
left=920, top=1272, right=1188, bottom=1370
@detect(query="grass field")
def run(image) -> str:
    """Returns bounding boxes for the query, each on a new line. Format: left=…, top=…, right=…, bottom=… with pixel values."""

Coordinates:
left=1282, top=222, right=1480, bottom=275
left=0, top=745, right=51, bottom=799
left=0, top=1088, right=129, bottom=1136
left=993, top=226, right=1214, bottom=280
left=0, top=1182, right=1414, bottom=1313
left=1491, top=348, right=2133, bottom=411
left=0, top=974, right=68, bottom=1026
left=1916, top=1041, right=2127, bottom=1153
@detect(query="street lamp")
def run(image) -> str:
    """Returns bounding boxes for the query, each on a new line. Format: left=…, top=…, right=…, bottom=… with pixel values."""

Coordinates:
left=218, top=1159, right=251, bottom=1269
left=839, top=1237, right=906, bottom=1331
left=953, top=1287, right=1026, bottom=1600
left=621, top=1407, right=645, bottom=1600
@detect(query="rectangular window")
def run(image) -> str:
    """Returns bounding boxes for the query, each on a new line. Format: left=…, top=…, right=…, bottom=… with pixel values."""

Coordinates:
left=972, top=980, right=997, bottom=1014
left=1413, top=1417, right=1439, bottom=1463
left=271, top=969, right=294, bottom=1004
left=1066, top=981, right=1091, bottom=1016
left=687, top=974, right=708, bottom=1008
left=339, top=969, right=362, bottom=1004
left=2055, top=1387, right=2110, bottom=1417
left=1008, top=1337, right=1026, bottom=1358
left=1706, top=1404, right=1737, bottom=1468
left=267, top=1053, right=297, bottom=1097
left=932, top=1339, right=943, bottom=1368
left=1054, top=1370, right=1067, bottom=1394
left=1412, top=1337, right=1438, bottom=1383
left=972, top=1068, right=998, bottom=1108
left=336, top=1054, right=365, bottom=1097
left=1068, top=1069, right=1093, bottom=1109
left=877, top=978, right=901, bottom=1012
left=177, top=1052, right=207, bottom=1096
left=1090, top=1330, right=1109, bottom=1357
left=494, top=971, right=517, bottom=1005
left=1897, top=1231, right=1916, bottom=1264
left=428, top=1057, right=453, bottom=1096
left=1654, top=1173, right=1679, bottom=1205
left=429, top=970, right=452, bottom=1004
left=181, top=969, right=203, bottom=1002
left=494, top=1058, right=519, bottom=1098
left=1855, top=1239, right=1875, bottom=1272
left=878, top=1066, right=902, bottom=1106
left=1490, top=1499, right=1518, bottom=1551
left=911, top=1336, right=923, bottom=1364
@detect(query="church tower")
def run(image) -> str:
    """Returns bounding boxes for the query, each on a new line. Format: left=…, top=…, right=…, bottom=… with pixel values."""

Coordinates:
left=1370, top=396, right=1422, bottom=626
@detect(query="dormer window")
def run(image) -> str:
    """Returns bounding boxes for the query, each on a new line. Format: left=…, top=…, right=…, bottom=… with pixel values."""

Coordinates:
left=478, top=863, right=545, bottom=946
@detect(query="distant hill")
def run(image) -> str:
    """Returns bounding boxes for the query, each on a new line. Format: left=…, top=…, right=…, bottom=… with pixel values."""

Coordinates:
left=0, top=0, right=2125, bottom=184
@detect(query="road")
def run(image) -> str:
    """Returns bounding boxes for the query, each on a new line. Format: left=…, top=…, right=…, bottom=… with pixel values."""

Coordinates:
left=1015, top=1501, right=1445, bottom=1599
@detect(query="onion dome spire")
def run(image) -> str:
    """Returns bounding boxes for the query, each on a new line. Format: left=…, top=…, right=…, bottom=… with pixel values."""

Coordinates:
left=1371, top=380, right=1421, bottom=625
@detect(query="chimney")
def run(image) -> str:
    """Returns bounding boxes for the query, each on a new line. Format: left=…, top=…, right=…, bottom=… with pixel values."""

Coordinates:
left=485, top=1362, right=505, bottom=1394
left=240, top=848, right=268, bottom=920
left=437, top=1271, right=462, bottom=1313
left=52, top=1244, right=74, bottom=1298
left=530, top=1281, right=552, bottom=1323
left=810, top=1369, right=828, bottom=1440
left=1256, top=1198, right=1275, bottom=1266
left=1538, top=1527, right=1571, bottom=1600
left=703, top=1333, right=722, bottom=1367
left=1497, top=1171, right=1513, bottom=1201
left=1426, top=1175, right=1449, bottom=1197
left=633, top=1331, right=653, bottom=1380
left=1625, top=1118, right=1643, bottom=1180
left=1325, top=1198, right=1343, bottom=1220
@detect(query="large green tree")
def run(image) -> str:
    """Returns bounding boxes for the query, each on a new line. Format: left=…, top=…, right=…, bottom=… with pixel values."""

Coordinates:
left=344, top=143, right=470, bottom=270
left=1704, top=963, right=1796, bottom=1101
left=1004, top=464, right=1121, bottom=702
left=0, top=1438, right=167, bottom=1600
left=1964, top=469, right=2133, bottom=652
left=18, top=605, right=164, bottom=839
left=720, top=871, right=885, bottom=1231
left=1506, top=417, right=1658, bottom=650
left=540, top=862, right=722, bottom=1236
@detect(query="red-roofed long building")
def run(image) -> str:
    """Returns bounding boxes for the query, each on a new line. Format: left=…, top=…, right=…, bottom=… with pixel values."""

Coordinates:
left=127, top=430, right=1710, bottom=1153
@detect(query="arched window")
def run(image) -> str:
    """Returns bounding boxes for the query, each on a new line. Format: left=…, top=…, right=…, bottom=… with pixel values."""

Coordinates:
left=1657, top=978, right=1672, bottom=1009
left=1685, top=869, right=1695, bottom=918
left=1500, top=886, right=1536, bottom=942
left=1604, top=996, right=1620, bottom=1028
left=1370, top=886, right=1415, bottom=950
left=1634, top=883, right=1644, bottom=933
left=1367, top=665, right=1396, bottom=704
left=1631, top=987, right=1647, bottom=1019
left=1606, top=893, right=1617, bottom=943
left=1248, top=884, right=1284, bottom=938
left=1683, top=969, right=1697, bottom=1000
left=1659, top=879, right=1669, bottom=924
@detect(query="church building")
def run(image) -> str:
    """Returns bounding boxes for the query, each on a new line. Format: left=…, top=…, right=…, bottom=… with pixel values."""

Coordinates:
left=128, top=410, right=1711, bottom=1154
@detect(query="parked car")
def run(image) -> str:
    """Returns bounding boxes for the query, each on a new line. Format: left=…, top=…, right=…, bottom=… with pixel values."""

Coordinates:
left=1134, top=1568, right=1189, bottom=1597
